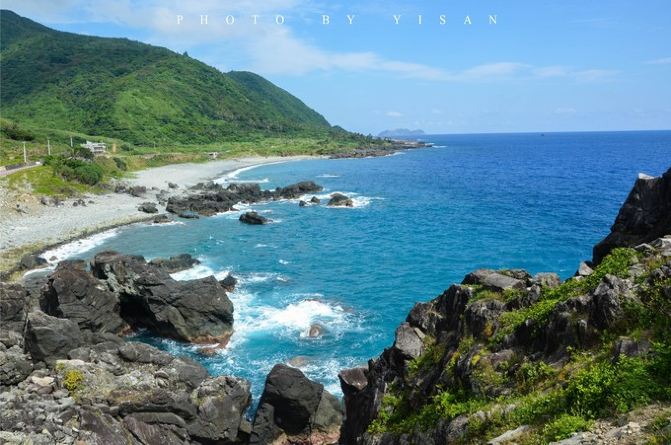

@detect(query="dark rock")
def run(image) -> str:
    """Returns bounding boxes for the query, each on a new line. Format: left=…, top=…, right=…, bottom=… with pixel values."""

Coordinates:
left=0, top=282, right=29, bottom=335
left=328, top=193, right=353, bottom=207
left=240, top=211, right=270, bottom=225
left=24, top=311, right=83, bottom=365
left=149, top=254, right=200, bottom=273
left=113, top=388, right=197, bottom=420
left=187, top=376, right=251, bottom=443
left=392, top=323, right=425, bottom=360
left=123, top=414, right=187, bottom=445
left=79, top=409, right=130, bottom=445
left=167, top=181, right=321, bottom=217
left=168, top=182, right=178, bottom=189
left=219, top=274, right=238, bottom=292
left=462, top=269, right=525, bottom=292
left=138, top=202, right=159, bottom=213
left=612, top=337, right=651, bottom=362
left=251, top=364, right=342, bottom=445
left=41, top=260, right=127, bottom=334
left=463, top=298, right=505, bottom=340
left=19, top=254, right=47, bottom=270
left=310, top=196, right=321, bottom=204
left=593, top=168, right=671, bottom=265
left=129, top=186, right=147, bottom=197
left=91, top=251, right=234, bottom=344
left=589, top=275, right=635, bottom=330
left=308, top=323, right=325, bottom=338
left=153, top=214, right=170, bottom=224
left=178, top=210, right=199, bottom=219
left=299, top=200, right=308, bottom=207
left=0, top=346, right=33, bottom=386
left=117, top=342, right=173, bottom=366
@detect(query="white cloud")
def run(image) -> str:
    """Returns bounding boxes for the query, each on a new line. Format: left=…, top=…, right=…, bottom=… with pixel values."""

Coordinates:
left=555, top=107, right=577, bottom=115
left=646, top=57, right=671, bottom=65
left=4, top=0, right=618, bottom=84
left=386, top=111, right=403, bottom=117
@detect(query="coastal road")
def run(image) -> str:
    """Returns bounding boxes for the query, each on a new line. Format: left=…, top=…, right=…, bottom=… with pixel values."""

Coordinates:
left=0, top=162, right=41, bottom=177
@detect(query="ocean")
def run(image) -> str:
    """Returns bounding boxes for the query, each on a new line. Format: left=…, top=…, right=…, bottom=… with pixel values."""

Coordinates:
left=49, top=130, right=671, bottom=404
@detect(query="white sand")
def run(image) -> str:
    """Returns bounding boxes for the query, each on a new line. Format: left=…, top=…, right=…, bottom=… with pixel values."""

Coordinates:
left=0, top=155, right=314, bottom=253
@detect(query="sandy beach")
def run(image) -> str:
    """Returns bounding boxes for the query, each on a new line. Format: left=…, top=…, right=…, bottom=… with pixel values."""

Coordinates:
left=0, top=155, right=315, bottom=264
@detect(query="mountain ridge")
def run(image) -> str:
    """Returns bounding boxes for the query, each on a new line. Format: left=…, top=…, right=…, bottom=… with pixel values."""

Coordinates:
left=0, top=10, right=335, bottom=145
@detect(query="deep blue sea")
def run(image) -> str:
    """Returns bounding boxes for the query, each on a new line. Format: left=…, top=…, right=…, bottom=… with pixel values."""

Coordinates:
left=54, top=131, right=670, bottom=403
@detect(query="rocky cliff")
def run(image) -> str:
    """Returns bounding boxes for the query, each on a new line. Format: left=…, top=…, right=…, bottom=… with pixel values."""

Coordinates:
left=339, top=168, right=671, bottom=445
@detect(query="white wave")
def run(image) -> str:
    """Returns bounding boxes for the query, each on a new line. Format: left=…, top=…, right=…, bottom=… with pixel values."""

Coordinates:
left=297, top=191, right=383, bottom=209
left=278, top=259, right=289, bottom=265
left=254, top=243, right=268, bottom=248
left=433, top=145, right=447, bottom=148
left=170, top=263, right=230, bottom=281
left=238, top=272, right=287, bottom=284
left=253, top=299, right=352, bottom=339
left=40, top=228, right=120, bottom=266
left=317, top=174, right=340, bottom=178
left=214, top=161, right=289, bottom=184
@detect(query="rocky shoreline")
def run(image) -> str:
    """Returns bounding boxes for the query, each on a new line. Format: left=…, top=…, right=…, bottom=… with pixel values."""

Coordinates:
left=2, top=167, right=670, bottom=445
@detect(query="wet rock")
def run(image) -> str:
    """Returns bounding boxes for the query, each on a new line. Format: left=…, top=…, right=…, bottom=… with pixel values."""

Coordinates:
left=91, top=251, right=234, bottom=344
left=152, top=214, right=170, bottom=224
left=310, top=196, right=321, bottom=204
left=24, top=311, right=83, bottom=365
left=299, top=200, right=308, bottom=207
left=148, top=254, right=200, bottom=273
left=327, top=193, right=353, bottom=207
left=240, top=211, right=270, bottom=225
left=178, top=210, right=199, bottom=219
left=219, top=274, right=237, bottom=292
left=251, top=364, right=343, bottom=445
left=138, top=202, right=158, bottom=214
left=307, top=323, right=324, bottom=338
left=41, top=260, right=127, bottom=334
left=168, top=182, right=178, bottom=189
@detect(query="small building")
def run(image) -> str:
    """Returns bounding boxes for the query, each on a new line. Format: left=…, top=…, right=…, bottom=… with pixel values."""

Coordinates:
left=81, top=141, right=107, bottom=154
left=207, top=152, right=219, bottom=160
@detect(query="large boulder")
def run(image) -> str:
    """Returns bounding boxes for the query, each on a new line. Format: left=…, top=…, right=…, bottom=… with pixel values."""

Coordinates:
left=239, top=211, right=270, bottom=225
left=462, top=269, right=526, bottom=292
left=250, top=364, right=343, bottom=445
left=41, top=260, right=128, bottom=334
left=327, top=193, right=353, bottom=207
left=593, top=168, right=671, bottom=265
left=138, top=202, right=158, bottom=214
left=91, top=251, right=234, bottom=344
left=24, top=311, right=83, bottom=364
left=187, top=376, right=252, bottom=443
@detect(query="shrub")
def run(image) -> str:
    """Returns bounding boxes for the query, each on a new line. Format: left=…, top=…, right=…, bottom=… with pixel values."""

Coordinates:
left=113, top=157, right=127, bottom=171
left=516, top=360, right=556, bottom=391
left=542, top=414, right=591, bottom=442
left=63, top=369, right=84, bottom=392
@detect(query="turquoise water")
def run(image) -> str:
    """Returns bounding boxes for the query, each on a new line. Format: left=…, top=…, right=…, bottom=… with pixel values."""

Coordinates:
left=64, top=131, right=670, bottom=402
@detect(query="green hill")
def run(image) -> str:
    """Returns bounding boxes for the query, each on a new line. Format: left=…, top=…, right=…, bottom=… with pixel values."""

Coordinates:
left=0, top=10, right=332, bottom=145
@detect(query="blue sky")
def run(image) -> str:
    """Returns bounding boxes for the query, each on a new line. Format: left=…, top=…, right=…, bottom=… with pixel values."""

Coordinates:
left=4, top=0, right=670, bottom=134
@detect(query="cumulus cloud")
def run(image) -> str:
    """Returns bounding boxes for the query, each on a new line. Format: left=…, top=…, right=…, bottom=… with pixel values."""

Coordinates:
left=645, top=57, right=671, bottom=65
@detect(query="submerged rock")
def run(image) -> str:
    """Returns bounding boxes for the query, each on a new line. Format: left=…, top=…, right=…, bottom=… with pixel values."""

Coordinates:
left=327, top=193, right=353, bottom=207
left=239, top=211, right=270, bottom=225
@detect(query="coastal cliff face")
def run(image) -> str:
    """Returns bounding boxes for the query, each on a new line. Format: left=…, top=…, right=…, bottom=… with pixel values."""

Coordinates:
left=339, top=169, right=671, bottom=445
left=593, top=167, right=671, bottom=265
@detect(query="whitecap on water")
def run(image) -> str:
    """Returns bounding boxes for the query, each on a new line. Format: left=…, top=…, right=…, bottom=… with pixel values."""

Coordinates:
left=170, top=263, right=230, bottom=281
left=40, top=228, right=121, bottom=266
left=317, top=174, right=340, bottom=178
left=278, top=259, right=290, bottom=265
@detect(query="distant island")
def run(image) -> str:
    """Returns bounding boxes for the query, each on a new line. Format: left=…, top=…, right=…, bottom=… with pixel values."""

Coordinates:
left=378, top=128, right=426, bottom=138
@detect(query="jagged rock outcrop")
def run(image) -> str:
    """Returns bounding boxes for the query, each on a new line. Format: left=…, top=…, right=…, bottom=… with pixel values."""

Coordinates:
left=24, top=310, right=83, bottom=365
left=148, top=254, right=200, bottom=273
left=41, top=260, right=128, bottom=334
left=251, top=364, right=343, bottom=445
left=166, top=181, right=322, bottom=217
left=593, top=168, right=671, bottom=265
left=0, top=282, right=29, bottom=344
left=91, top=251, right=234, bottom=345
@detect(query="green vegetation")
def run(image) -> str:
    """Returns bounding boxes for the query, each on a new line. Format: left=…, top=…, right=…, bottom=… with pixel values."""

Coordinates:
left=62, top=369, right=84, bottom=393
left=0, top=10, right=373, bottom=147
left=368, top=248, right=671, bottom=444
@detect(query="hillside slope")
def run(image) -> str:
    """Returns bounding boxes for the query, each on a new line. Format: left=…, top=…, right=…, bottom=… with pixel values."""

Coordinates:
left=0, top=10, right=331, bottom=145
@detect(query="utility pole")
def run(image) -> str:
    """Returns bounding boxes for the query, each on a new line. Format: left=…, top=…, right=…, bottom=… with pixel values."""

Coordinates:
left=23, top=142, right=27, bottom=163
left=47, top=139, right=51, bottom=156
